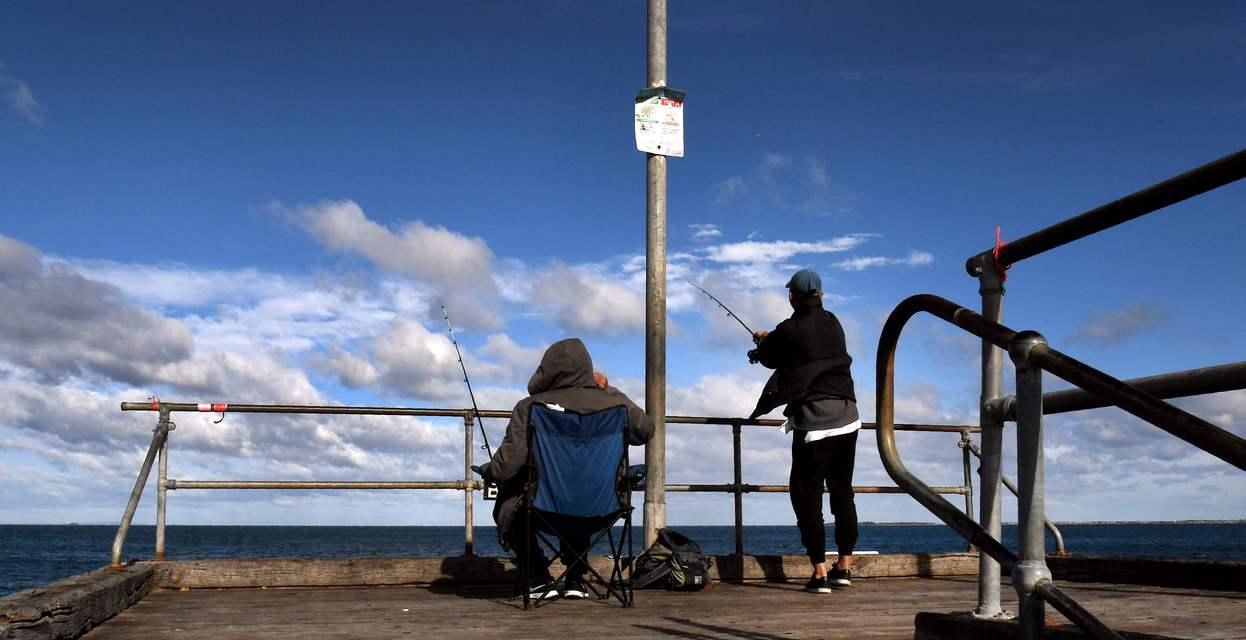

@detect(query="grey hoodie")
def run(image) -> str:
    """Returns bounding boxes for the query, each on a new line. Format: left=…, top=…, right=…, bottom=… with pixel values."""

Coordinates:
left=479, top=338, right=654, bottom=545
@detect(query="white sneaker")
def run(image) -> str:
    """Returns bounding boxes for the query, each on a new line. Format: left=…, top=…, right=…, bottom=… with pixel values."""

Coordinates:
left=528, top=582, right=560, bottom=599
left=561, top=579, right=587, bottom=599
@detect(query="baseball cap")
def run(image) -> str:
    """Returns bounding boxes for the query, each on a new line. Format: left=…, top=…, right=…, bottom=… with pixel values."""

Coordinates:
left=785, top=269, right=822, bottom=296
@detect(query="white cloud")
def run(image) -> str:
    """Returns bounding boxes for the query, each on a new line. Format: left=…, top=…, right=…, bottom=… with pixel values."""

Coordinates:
left=704, top=234, right=876, bottom=263
left=321, top=318, right=464, bottom=401
left=478, top=334, right=546, bottom=382
left=0, top=63, right=45, bottom=125
left=74, top=261, right=296, bottom=308
left=689, top=223, right=723, bottom=241
left=833, top=250, right=934, bottom=271
left=528, top=263, right=646, bottom=336
left=296, top=200, right=502, bottom=330
left=680, top=274, right=791, bottom=348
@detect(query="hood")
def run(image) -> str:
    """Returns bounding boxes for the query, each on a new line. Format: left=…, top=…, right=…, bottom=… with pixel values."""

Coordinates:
left=527, top=338, right=596, bottom=395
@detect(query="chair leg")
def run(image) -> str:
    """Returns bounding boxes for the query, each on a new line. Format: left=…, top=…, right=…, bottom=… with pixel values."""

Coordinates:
left=522, top=507, right=531, bottom=610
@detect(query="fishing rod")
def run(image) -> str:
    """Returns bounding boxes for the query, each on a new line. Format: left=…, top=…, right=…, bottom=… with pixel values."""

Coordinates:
left=684, top=278, right=755, bottom=336
left=441, top=305, right=493, bottom=459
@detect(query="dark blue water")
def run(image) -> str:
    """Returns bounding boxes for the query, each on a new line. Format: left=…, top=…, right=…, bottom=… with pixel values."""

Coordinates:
left=2, top=522, right=1242, bottom=597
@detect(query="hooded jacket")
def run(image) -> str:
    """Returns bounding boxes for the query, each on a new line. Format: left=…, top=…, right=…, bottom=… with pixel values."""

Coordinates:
left=749, top=295, right=856, bottom=419
left=478, top=338, right=654, bottom=546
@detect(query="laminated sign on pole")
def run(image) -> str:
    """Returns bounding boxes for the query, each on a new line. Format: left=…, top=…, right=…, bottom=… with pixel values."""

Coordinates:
left=635, top=87, right=685, bottom=158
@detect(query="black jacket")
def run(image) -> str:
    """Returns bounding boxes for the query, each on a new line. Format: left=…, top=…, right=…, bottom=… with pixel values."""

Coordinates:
left=479, top=338, right=654, bottom=546
left=749, top=296, right=856, bottom=419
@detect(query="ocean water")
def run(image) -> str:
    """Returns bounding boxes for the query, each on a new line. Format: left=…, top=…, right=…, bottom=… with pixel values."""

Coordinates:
left=2, top=522, right=1243, bottom=598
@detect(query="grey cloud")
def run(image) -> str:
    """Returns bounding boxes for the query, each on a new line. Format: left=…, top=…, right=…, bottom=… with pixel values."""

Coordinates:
left=0, top=234, right=193, bottom=385
left=0, top=63, right=46, bottom=125
left=1068, top=302, right=1169, bottom=346
left=712, top=154, right=854, bottom=216
left=528, top=263, right=645, bottom=336
left=315, top=319, right=526, bottom=402
left=712, top=176, right=747, bottom=205
left=296, top=200, right=502, bottom=331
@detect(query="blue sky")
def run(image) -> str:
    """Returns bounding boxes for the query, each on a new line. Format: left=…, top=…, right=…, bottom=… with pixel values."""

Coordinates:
left=1, top=1, right=1243, bottom=530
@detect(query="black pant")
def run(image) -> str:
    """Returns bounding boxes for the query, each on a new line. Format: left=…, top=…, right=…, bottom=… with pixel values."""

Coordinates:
left=789, top=428, right=859, bottom=563
left=505, top=514, right=592, bottom=583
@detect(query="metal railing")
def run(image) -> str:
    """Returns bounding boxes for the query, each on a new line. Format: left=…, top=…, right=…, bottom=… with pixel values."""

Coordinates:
left=876, top=294, right=1246, bottom=640
left=111, top=400, right=978, bottom=568
left=883, top=147, right=1246, bottom=640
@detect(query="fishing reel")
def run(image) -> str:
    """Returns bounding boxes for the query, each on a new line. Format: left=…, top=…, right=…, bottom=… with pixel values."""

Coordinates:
left=471, top=465, right=499, bottom=501
left=747, top=348, right=760, bottom=364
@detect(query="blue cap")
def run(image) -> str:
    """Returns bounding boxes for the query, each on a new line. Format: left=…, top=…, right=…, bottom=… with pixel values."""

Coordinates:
left=785, top=269, right=822, bottom=296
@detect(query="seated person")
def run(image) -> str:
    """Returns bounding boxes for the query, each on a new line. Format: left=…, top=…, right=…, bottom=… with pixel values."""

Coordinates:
left=476, top=338, right=654, bottom=598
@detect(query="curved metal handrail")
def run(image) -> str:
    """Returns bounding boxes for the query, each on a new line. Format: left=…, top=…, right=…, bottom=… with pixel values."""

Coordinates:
left=876, top=293, right=1246, bottom=639
left=876, top=295, right=1020, bottom=573
left=961, top=440, right=1066, bottom=555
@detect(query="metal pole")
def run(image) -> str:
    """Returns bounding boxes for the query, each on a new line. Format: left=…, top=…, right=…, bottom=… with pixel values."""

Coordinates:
left=732, top=421, right=744, bottom=579
left=156, top=433, right=168, bottom=561
left=643, top=0, right=668, bottom=549
left=464, top=413, right=475, bottom=557
left=960, top=430, right=975, bottom=552
left=970, top=257, right=1009, bottom=618
left=1011, top=332, right=1052, bottom=640
left=110, top=407, right=171, bottom=568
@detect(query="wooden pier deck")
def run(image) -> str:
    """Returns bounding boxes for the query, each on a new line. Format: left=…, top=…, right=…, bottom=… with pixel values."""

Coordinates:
left=5, top=555, right=1244, bottom=640
left=80, top=576, right=1245, bottom=640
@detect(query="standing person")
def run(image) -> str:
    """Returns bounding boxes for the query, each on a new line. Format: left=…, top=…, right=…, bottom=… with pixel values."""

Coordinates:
left=749, top=268, right=860, bottom=594
left=476, top=338, right=654, bottom=599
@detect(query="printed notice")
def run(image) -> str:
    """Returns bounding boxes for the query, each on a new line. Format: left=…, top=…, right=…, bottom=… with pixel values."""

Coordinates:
left=635, top=89, right=685, bottom=157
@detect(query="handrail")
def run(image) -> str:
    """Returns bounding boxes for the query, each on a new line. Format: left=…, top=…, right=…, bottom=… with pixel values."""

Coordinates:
left=120, top=401, right=978, bottom=433
left=877, top=293, right=1246, bottom=639
left=877, top=295, right=1245, bottom=474
left=965, top=148, right=1246, bottom=271
left=112, top=401, right=978, bottom=568
left=961, top=440, right=1065, bottom=555
left=1029, top=346, right=1246, bottom=470
left=991, top=361, right=1246, bottom=418
left=876, top=296, right=1021, bottom=574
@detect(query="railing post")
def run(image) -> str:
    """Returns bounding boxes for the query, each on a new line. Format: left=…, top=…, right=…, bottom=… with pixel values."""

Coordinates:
left=463, top=413, right=475, bottom=557
left=111, top=406, right=172, bottom=568
left=732, top=421, right=744, bottom=580
left=1011, top=331, right=1053, bottom=640
left=967, top=254, right=1010, bottom=619
left=156, top=432, right=169, bottom=561
left=959, top=430, right=975, bottom=552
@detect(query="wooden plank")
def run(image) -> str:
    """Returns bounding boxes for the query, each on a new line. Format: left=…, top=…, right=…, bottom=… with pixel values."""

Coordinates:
left=81, top=577, right=1246, bottom=640
left=146, top=553, right=979, bottom=589
left=0, top=566, right=154, bottom=640
left=917, top=612, right=1190, bottom=640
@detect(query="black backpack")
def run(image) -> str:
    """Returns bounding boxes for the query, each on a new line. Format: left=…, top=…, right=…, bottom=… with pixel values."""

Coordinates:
left=633, top=528, right=713, bottom=591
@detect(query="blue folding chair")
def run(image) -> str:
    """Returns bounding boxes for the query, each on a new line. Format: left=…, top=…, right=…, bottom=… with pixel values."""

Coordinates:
left=520, top=403, right=634, bottom=608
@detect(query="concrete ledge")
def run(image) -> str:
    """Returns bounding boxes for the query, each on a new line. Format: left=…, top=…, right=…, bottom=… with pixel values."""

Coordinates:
left=1049, top=555, right=1246, bottom=592
left=0, top=565, right=154, bottom=640
left=143, top=552, right=980, bottom=589
left=714, top=552, right=978, bottom=582
left=914, top=612, right=1183, bottom=640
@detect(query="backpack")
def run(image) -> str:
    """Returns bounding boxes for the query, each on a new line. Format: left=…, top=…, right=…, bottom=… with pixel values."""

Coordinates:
left=633, top=528, right=713, bottom=591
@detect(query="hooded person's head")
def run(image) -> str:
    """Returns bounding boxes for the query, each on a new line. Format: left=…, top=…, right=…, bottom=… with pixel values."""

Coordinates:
left=527, top=338, right=596, bottom=395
